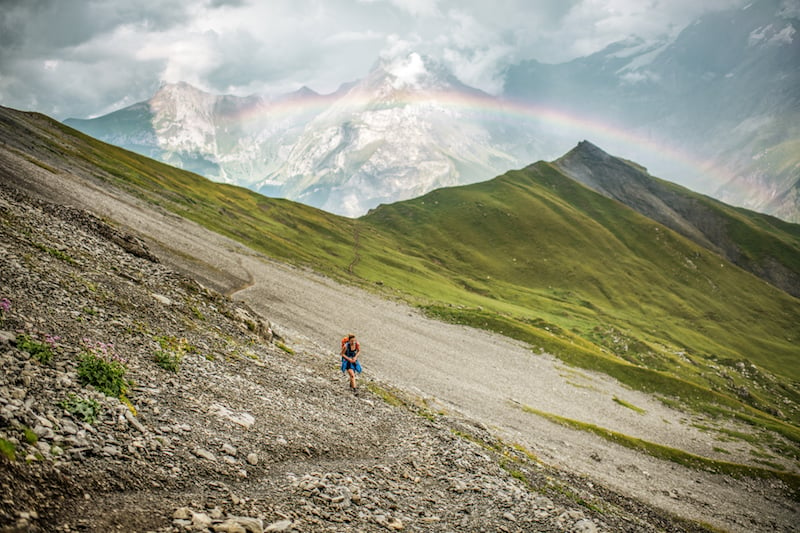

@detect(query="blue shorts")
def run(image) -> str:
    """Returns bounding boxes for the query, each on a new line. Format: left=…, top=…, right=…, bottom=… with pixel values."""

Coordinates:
left=341, top=359, right=362, bottom=373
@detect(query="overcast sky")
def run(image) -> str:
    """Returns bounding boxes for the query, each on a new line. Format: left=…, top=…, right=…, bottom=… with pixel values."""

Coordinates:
left=0, top=0, right=746, bottom=120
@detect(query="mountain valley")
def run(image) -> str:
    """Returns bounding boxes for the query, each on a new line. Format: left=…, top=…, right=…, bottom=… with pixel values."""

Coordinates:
left=1, top=104, right=799, bottom=531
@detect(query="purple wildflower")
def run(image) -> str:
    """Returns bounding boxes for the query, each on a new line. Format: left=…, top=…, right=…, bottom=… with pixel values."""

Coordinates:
left=44, top=334, right=61, bottom=349
left=81, top=338, right=127, bottom=365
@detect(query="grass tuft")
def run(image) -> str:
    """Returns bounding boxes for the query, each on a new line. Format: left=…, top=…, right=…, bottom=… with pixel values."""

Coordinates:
left=612, top=396, right=646, bottom=414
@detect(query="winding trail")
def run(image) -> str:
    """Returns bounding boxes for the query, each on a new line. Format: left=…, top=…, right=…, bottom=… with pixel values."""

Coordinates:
left=5, top=154, right=796, bottom=532
left=347, top=223, right=361, bottom=274
left=223, top=257, right=256, bottom=298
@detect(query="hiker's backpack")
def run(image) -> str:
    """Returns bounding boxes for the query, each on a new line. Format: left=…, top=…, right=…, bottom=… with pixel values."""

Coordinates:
left=341, top=336, right=360, bottom=353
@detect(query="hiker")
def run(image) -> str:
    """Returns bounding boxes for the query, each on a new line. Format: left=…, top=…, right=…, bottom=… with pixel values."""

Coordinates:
left=340, top=333, right=361, bottom=392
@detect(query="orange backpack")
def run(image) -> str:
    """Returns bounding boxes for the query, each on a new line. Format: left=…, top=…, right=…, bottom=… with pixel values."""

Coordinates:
left=341, top=336, right=360, bottom=352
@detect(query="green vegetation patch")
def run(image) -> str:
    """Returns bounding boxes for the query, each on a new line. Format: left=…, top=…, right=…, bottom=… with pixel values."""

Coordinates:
left=77, top=341, right=129, bottom=397
left=16, top=333, right=58, bottom=364
left=0, top=439, right=16, bottom=461
left=518, top=403, right=800, bottom=495
left=365, top=382, right=406, bottom=408
left=153, top=335, right=189, bottom=373
left=612, top=397, right=646, bottom=414
left=33, top=241, right=76, bottom=264
left=276, top=341, right=295, bottom=355
left=59, top=394, right=102, bottom=424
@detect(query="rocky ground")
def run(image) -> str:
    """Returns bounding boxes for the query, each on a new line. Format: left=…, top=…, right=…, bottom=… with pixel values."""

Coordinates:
left=0, top=165, right=737, bottom=531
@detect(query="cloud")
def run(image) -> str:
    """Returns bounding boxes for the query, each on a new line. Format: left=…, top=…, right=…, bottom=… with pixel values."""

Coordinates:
left=384, top=52, right=429, bottom=89
left=619, top=70, right=660, bottom=85
left=324, top=30, right=385, bottom=45
left=0, top=0, right=752, bottom=119
left=529, top=0, right=751, bottom=62
left=360, top=0, right=440, bottom=16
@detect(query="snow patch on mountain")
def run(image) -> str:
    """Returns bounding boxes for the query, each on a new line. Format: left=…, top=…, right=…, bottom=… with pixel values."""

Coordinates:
left=749, top=23, right=797, bottom=44
left=150, top=82, right=218, bottom=156
left=385, top=52, right=429, bottom=90
left=616, top=42, right=670, bottom=78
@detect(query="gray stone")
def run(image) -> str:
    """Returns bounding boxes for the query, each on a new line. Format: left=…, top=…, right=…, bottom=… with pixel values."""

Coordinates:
left=194, top=447, right=217, bottom=461
left=264, top=519, right=292, bottom=532
left=151, top=293, right=173, bottom=306
left=572, top=518, right=598, bottom=533
left=222, top=442, right=237, bottom=456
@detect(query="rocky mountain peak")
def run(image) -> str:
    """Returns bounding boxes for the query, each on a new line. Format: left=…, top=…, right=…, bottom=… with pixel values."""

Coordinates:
left=151, top=81, right=216, bottom=105
left=360, top=51, right=482, bottom=100
left=569, top=140, right=612, bottom=161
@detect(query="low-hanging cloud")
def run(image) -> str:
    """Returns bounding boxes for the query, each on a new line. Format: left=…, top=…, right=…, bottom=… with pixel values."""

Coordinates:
left=0, top=0, right=749, bottom=119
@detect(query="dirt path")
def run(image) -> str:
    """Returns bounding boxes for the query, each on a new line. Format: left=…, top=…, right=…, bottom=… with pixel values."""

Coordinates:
left=5, top=158, right=797, bottom=532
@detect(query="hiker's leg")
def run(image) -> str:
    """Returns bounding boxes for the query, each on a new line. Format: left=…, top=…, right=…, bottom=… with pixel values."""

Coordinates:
left=347, top=369, right=356, bottom=389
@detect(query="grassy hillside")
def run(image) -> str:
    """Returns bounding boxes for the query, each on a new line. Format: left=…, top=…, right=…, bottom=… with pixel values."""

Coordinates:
left=0, top=108, right=357, bottom=272
left=554, top=141, right=800, bottom=298
left=359, top=164, right=800, bottom=430
left=1, top=106, right=798, bottom=455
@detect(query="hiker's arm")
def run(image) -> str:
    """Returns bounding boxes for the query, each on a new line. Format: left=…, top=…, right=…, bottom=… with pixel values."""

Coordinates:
left=341, top=348, right=355, bottom=363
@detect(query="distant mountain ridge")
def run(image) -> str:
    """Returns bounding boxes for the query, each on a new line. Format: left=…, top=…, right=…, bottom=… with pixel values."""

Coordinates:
left=65, top=81, right=338, bottom=190
left=66, top=55, right=541, bottom=217
left=64, top=0, right=799, bottom=221
left=555, top=141, right=800, bottom=298
left=505, top=0, right=800, bottom=222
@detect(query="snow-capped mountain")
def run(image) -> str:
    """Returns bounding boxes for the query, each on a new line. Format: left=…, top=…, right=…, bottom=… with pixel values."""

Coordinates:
left=65, top=0, right=799, bottom=221
left=66, top=82, right=335, bottom=189
left=261, top=52, right=541, bottom=216
left=66, top=56, right=541, bottom=217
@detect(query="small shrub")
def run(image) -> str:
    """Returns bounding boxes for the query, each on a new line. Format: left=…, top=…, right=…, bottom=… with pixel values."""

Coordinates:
left=0, top=439, right=15, bottom=461
left=153, top=335, right=188, bottom=373
left=189, top=305, right=205, bottom=320
left=77, top=339, right=128, bottom=397
left=16, top=333, right=59, bottom=364
left=59, top=394, right=102, bottom=424
left=22, top=427, right=38, bottom=445
left=154, top=350, right=181, bottom=372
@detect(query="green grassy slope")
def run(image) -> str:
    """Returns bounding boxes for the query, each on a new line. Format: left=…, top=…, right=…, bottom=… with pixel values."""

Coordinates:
left=0, top=108, right=357, bottom=273
left=553, top=141, right=800, bottom=298
left=1, top=106, right=798, bottom=450
left=359, top=164, right=800, bottom=430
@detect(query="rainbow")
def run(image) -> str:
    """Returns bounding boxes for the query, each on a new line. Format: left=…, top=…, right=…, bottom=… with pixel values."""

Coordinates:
left=227, top=85, right=747, bottom=199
